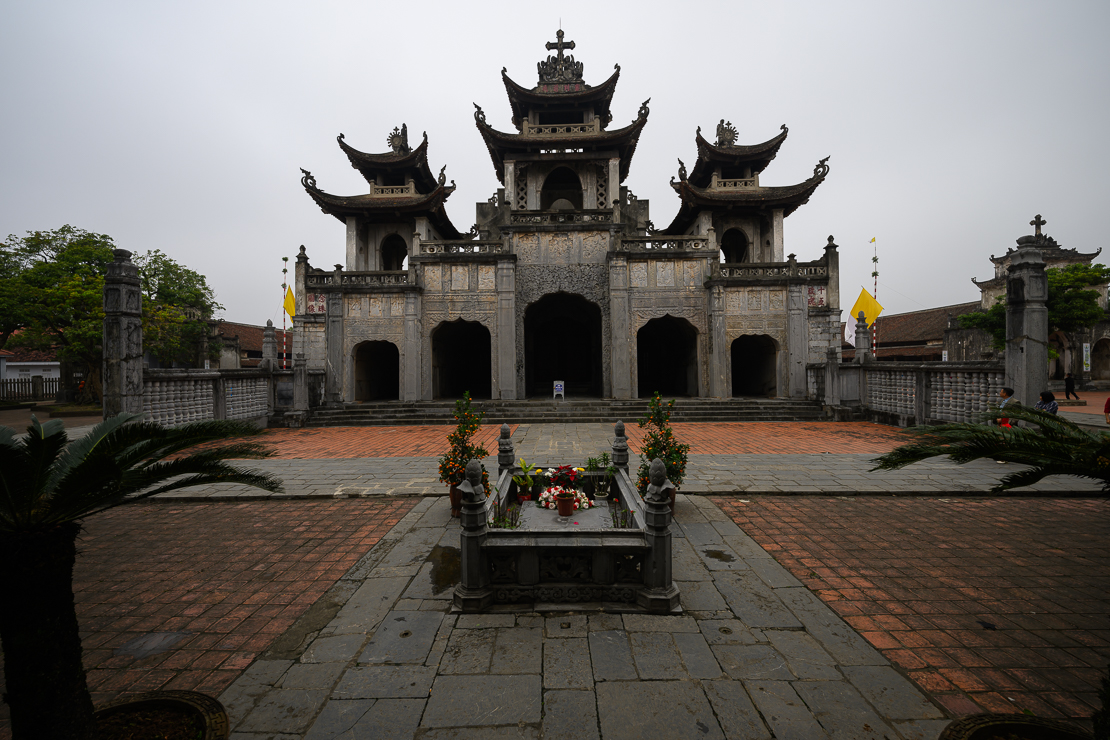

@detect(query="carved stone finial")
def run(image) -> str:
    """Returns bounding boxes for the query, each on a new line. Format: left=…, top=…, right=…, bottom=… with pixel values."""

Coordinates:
left=438, top=165, right=447, bottom=186
left=386, top=124, right=410, bottom=154
left=826, top=235, right=838, bottom=251
left=299, top=168, right=317, bottom=190
left=615, top=420, right=625, bottom=437
left=266, top=319, right=273, bottom=327
left=465, top=459, right=482, bottom=488
left=638, top=98, right=651, bottom=119
left=539, top=29, right=584, bottom=83
left=1030, top=214, right=1046, bottom=237
left=677, top=158, right=687, bottom=182
left=813, top=156, right=830, bottom=179
left=715, top=119, right=738, bottom=147
left=112, top=248, right=132, bottom=263
left=781, top=123, right=788, bottom=133
left=473, top=103, right=486, bottom=125
left=649, top=458, right=666, bottom=487
left=500, top=423, right=511, bottom=439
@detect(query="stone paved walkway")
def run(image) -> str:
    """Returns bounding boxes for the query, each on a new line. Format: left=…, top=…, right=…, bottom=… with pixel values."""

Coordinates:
left=712, top=497, right=1110, bottom=728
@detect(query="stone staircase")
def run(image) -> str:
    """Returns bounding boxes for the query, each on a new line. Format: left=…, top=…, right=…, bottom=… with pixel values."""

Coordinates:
left=304, top=397, right=826, bottom=427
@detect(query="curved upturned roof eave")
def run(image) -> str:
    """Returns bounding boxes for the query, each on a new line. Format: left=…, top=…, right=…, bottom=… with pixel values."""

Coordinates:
left=688, top=126, right=789, bottom=186
left=501, top=67, right=621, bottom=129
left=987, top=245, right=1102, bottom=265
left=302, top=181, right=462, bottom=238
left=336, top=134, right=439, bottom=192
left=475, top=112, right=648, bottom=184
left=661, top=172, right=827, bottom=235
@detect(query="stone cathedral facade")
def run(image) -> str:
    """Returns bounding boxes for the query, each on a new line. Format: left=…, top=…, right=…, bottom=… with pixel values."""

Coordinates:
left=292, top=31, right=842, bottom=404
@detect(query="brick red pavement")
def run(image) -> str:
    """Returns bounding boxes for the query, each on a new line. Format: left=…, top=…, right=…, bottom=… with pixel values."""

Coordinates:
left=0, top=498, right=416, bottom=737
left=247, top=421, right=907, bottom=459
left=1065, top=390, right=1110, bottom=416
left=712, top=496, right=1110, bottom=726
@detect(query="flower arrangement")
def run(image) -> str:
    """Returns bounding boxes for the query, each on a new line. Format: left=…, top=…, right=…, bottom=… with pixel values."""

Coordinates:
left=537, top=486, right=595, bottom=511
left=547, top=464, right=584, bottom=489
left=437, top=391, right=490, bottom=490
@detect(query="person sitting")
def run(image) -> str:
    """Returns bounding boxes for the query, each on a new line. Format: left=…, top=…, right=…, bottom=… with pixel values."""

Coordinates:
left=1034, top=390, right=1058, bottom=415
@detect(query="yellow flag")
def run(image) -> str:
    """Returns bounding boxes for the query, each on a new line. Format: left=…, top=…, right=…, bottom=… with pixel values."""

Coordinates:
left=870, top=237, right=876, bottom=243
left=283, top=287, right=296, bottom=318
left=848, top=287, right=883, bottom=328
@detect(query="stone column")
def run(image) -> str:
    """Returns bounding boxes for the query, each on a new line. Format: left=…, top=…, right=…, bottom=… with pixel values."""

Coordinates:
left=786, top=280, right=808, bottom=398
left=325, top=266, right=345, bottom=406
left=1005, top=245, right=1049, bottom=407
left=261, top=320, right=277, bottom=370
left=708, top=284, right=728, bottom=397
left=496, top=258, right=517, bottom=400
left=637, top=459, right=680, bottom=614
left=293, top=353, right=308, bottom=412
left=609, top=253, right=632, bottom=398
left=610, top=421, right=629, bottom=471
left=102, top=249, right=143, bottom=419
left=824, top=236, right=840, bottom=311
left=403, top=291, right=423, bottom=401
left=853, top=312, right=871, bottom=362
left=608, top=157, right=620, bottom=215
left=504, top=162, right=516, bottom=211
left=345, top=217, right=361, bottom=270
left=454, top=460, right=493, bottom=612
left=770, top=209, right=785, bottom=262
left=824, top=347, right=840, bottom=407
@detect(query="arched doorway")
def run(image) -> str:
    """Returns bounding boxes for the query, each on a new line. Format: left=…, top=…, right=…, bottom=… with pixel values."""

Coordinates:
left=381, top=234, right=408, bottom=271
left=431, top=320, right=491, bottom=399
left=1092, top=338, right=1110, bottom=380
left=731, top=335, right=778, bottom=397
left=637, top=316, right=698, bottom=398
left=540, top=167, right=583, bottom=210
left=721, top=228, right=748, bottom=263
left=524, top=293, right=603, bottom=397
left=1048, top=331, right=1070, bottom=380
left=353, top=341, right=399, bottom=401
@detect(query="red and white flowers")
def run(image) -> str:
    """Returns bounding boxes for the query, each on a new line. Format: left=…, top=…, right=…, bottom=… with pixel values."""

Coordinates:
left=537, top=486, right=595, bottom=511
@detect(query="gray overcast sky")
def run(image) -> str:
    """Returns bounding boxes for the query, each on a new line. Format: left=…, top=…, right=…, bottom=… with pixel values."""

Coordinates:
left=3, top=0, right=1107, bottom=326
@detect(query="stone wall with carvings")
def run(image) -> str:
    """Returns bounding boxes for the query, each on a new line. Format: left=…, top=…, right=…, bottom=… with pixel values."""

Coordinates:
left=422, top=263, right=499, bottom=294
left=515, top=264, right=611, bottom=397
left=513, top=231, right=609, bottom=265
left=626, top=257, right=713, bottom=292
left=721, top=286, right=789, bottom=347
left=628, top=289, right=710, bottom=397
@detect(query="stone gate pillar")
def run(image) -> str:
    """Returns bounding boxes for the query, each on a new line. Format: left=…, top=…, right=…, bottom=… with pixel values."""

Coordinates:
left=609, top=250, right=632, bottom=399
left=707, top=284, right=728, bottom=397
left=102, top=249, right=143, bottom=419
left=1005, top=244, right=1048, bottom=406
left=496, top=257, right=517, bottom=400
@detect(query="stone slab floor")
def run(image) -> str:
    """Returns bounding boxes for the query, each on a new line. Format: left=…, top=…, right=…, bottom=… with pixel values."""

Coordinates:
left=220, top=496, right=950, bottom=739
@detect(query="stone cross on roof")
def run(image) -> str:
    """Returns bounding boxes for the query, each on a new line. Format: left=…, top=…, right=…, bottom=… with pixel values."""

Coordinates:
left=1030, top=214, right=1046, bottom=237
left=545, top=29, right=575, bottom=59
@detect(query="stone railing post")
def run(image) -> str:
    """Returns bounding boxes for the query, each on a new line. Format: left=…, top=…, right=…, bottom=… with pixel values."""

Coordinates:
left=213, top=374, right=227, bottom=420
left=102, top=249, right=143, bottom=419
left=914, top=369, right=928, bottom=424
left=823, top=348, right=840, bottom=407
left=611, top=421, right=629, bottom=470
left=497, top=423, right=514, bottom=475
left=1006, top=245, right=1048, bottom=407
left=454, top=460, right=493, bottom=612
left=853, top=311, right=871, bottom=364
left=638, top=459, right=680, bottom=613
left=261, top=320, right=277, bottom=370
left=293, top=353, right=308, bottom=412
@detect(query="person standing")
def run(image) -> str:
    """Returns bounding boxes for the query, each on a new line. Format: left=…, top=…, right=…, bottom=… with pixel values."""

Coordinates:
left=1064, top=373, right=1079, bottom=401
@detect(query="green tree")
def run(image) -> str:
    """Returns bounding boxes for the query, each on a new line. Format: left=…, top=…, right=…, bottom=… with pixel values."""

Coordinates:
left=0, top=414, right=282, bottom=738
left=635, top=393, right=690, bottom=495
left=958, top=263, right=1110, bottom=349
left=872, top=405, right=1110, bottom=493
left=132, top=249, right=223, bottom=366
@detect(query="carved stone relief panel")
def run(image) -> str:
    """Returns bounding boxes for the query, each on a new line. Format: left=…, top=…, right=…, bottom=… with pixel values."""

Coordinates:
left=306, top=293, right=327, bottom=314
left=546, top=233, right=573, bottom=262
left=478, top=265, right=495, bottom=291
left=368, top=296, right=382, bottom=317
left=684, top=260, right=702, bottom=289
left=424, top=265, right=442, bottom=292
left=389, top=294, right=404, bottom=316
left=748, top=291, right=762, bottom=311
left=346, top=296, right=363, bottom=318
left=726, top=290, right=742, bottom=314
left=514, top=233, right=540, bottom=262
left=305, top=325, right=327, bottom=370
left=656, top=261, right=675, bottom=287
left=630, top=263, right=647, bottom=288
left=581, top=232, right=608, bottom=262
left=450, top=265, right=469, bottom=291
left=769, top=291, right=785, bottom=311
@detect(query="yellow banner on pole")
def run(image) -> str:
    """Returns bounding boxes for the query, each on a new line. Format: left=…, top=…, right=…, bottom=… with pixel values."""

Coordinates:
left=283, top=287, right=296, bottom=318
left=848, top=287, right=883, bottom=327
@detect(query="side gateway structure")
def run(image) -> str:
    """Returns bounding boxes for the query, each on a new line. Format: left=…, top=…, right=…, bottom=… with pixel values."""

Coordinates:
left=293, top=31, right=842, bottom=404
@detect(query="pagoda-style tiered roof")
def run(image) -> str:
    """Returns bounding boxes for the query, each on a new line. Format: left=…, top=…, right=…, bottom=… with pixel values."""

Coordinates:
left=687, top=124, right=789, bottom=186
left=299, top=168, right=462, bottom=239
left=337, top=129, right=441, bottom=193
left=663, top=154, right=830, bottom=235
left=971, top=215, right=1102, bottom=291
left=501, top=66, right=621, bottom=131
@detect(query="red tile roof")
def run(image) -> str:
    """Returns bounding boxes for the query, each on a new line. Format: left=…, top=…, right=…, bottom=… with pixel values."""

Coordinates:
left=215, top=322, right=290, bottom=353
left=842, top=301, right=980, bottom=347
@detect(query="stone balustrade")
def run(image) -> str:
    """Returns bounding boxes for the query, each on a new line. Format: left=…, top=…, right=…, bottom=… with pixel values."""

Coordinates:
left=521, top=119, right=601, bottom=136
left=617, top=235, right=710, bottom=252
left=419, top=241, right=505, bottom=255
left=142, top=369, right=274, bottom=427
left=718, top=260, right=829, bottom=281
left=710, top=174, right=757, bottom=189
left=837, top=361, right=1006, bottom=425
left=306, top=271, right=410, bottom=289
left=225, top=376, right=269, bottom=420
left=509, top=211, right=612, bottom=225
left=368, top=182, right=416, bottom=197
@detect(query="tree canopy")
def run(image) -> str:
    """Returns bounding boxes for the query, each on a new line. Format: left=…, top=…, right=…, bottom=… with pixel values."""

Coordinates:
left=132, top=249, right=223, bottom=366
left=958, top=262, right=1110, bottom=349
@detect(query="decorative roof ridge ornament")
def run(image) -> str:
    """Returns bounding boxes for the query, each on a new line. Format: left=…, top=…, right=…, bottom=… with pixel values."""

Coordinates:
left=638, top=98, right=651, bottom=120
left=537, top=28, right=585, bottom=84
left=438, top=165, right=447, bottom=187
left=715, top=119, right=738, bottom=147
left=813, top=156, right=830, bottom=179
left=299, top=168, right=318, bottom=190
left=387, top=124, right=410, bottom=154
left=473, top=103, right=486, bottom=125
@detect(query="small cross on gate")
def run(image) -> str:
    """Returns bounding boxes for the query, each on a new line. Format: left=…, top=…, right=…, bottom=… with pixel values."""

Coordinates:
left=545, top=29, right=575, bottom=59
left=1030, top=213, right=1046, bottom=236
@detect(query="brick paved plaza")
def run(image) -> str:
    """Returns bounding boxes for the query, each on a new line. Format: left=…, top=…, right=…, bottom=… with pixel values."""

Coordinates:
left=0, top=418, right=1106, bottom=738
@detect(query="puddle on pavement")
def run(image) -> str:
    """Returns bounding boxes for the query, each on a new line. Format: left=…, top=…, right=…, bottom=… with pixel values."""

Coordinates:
left=427, top=545, right=461, bottom=595
left=703, top=549, right=735, bottom=563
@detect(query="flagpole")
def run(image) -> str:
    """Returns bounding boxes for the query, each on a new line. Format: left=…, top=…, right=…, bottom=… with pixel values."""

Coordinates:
left=282, top=257, right=289, bottom=370
left=870, top=238, right=879, bottom=353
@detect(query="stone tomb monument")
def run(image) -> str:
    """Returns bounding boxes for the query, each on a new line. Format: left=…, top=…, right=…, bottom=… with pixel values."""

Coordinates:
left=454, top=423, right=680, bottom=614
left=291, top=29, right=842, bottom=406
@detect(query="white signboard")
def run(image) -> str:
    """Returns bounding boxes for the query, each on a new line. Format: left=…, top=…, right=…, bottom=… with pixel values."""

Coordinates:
left=553, top=381, right=565, bottom=399
left=942, top=350, right=948, bottom=362
left=1084, top=342, right=1091, bottom=372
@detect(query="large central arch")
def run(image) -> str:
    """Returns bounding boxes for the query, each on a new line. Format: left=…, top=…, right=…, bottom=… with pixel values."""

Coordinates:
left=524, top=293, right=603, bottom=397
left=353, top=341, right=399, bottom=401
left=637, top=316, right=698, bottom=398
left=731, top=335, right=778, bottom=397
left=540, top=167, right=583, bottom=211
left=431, top=319, right=491, bottom=399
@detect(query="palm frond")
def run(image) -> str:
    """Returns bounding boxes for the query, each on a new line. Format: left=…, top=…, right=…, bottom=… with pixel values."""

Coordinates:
left=872, top=405, right=1110, bottom=494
